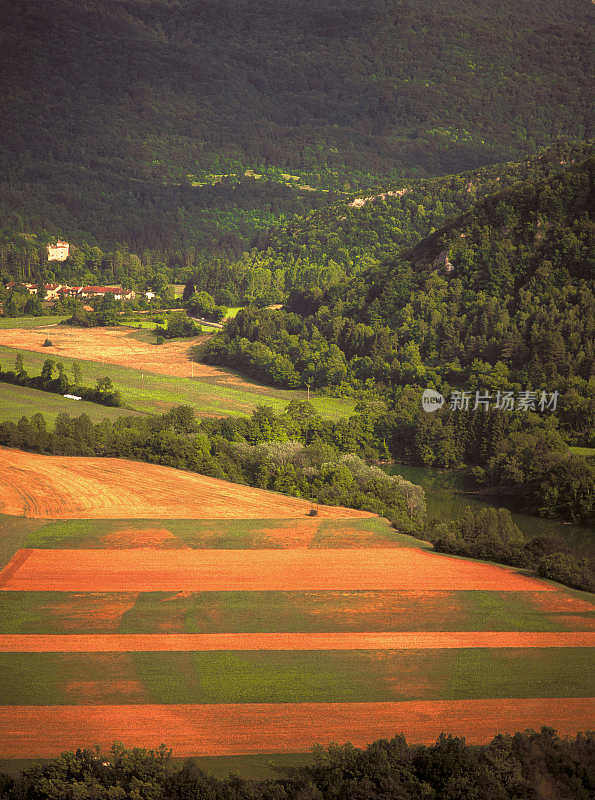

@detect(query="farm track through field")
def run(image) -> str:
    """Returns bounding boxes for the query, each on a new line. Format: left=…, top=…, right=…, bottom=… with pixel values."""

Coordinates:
left=0, top=548, right=553, bottom=592
left=0, top=550, right=32, bottom=587
left=1, top=632, right=593, bottom=652
left=3, top=699, right=594, bottom=758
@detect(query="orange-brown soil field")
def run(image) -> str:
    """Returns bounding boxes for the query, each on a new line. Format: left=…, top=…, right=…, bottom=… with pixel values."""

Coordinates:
left=102, top=528, right=182, bottom=548
left=0, top=447, right=371, bottom=519
left=0, top=548, right=552, bottom=592
left=1, top=631, right=592, bottom=652
left=2, top=698, right=593, bottom=759
left=0, top=325, right=253, bottom=383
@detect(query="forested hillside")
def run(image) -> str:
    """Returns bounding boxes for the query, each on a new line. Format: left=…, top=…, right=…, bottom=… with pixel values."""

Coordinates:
left=205, top=157, right=593, bottom=395
left=0, top=0, right=591, bottom=250
left=203, top=156, right=594, bottom=522
left=1, top=141, right=590, bottom=298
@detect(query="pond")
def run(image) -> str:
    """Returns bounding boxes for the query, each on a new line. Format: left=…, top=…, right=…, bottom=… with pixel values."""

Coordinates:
left=385, top=463, right=594, bottom=558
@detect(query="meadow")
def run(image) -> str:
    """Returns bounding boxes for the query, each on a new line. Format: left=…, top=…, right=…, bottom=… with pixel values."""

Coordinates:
left=0, top=341, right=354, bottom=420
left=0, top=316, right=69, bottom=329
left=0, top=382, right=143, bottom=425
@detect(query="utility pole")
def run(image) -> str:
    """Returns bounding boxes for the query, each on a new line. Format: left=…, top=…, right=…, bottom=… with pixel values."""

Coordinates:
left=306, top=383, right=310, bottom=401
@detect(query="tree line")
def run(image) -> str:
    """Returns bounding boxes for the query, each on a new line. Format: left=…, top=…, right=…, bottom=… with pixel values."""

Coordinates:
left=1, top=728, right=593, bottom=799
left=0, top=354, right=122, bottom=407
left=427, top=506, right=594, bottom=593
left=0, top=403, right=425, bottom=532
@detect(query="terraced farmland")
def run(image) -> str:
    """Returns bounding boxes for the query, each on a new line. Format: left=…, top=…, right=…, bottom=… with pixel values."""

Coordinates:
left=0, top=450, right=593, bottom=770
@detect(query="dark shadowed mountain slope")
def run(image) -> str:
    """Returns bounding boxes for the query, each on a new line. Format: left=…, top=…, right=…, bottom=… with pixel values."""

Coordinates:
left=0, top=0, right=591, bottom=249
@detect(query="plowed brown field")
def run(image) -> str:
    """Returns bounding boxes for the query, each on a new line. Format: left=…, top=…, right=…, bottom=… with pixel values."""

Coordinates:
left=0, top=326, right=251, bottom=382
left=0, top=448, right=371, bottom=519
left=1, top=631, right=592, bottom=652
left=3, top=698, right=593, bottom=758
left=0, top=548, right=552, bottom=592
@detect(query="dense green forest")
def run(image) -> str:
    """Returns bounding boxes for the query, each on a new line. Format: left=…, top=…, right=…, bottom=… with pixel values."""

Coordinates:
left=2, top=729, right=593, bottom=799
left=1, top=141, right=590, bottom=298
left=0, top=0, right=591, bottom=250
left=203, top=158, right=594, bottom=451
left=196, top=155, right=594, bottom=547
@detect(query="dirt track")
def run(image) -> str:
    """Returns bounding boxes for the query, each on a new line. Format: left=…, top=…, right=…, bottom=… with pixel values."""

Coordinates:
left=0, top=548, right=553, bottom=592
left=0, top=632, right=591, bottom=652
left=3, top=698, right=593, bottom=758
left=0, top=447, right=371, bottom=519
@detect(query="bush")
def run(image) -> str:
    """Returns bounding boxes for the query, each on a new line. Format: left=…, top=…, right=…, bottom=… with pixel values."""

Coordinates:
left=537, top=552, right=595, bottom=592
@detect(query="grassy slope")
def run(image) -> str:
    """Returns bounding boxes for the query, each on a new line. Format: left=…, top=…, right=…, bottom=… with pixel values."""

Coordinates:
left=0, top=515, right=47, bottom=574
left=0, top=317, right=69, bottom=329
left=0, top=587, right=592, bottom=636
left=0, top=344, right=355, bottom=420
left=0, top=382, right=143, bottom=425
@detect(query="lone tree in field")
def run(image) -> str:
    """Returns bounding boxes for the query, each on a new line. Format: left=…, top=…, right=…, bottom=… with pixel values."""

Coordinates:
left=15, top=352, right=26, bottom=377
left=72, top=362, right=82, bottom=386
left=41, top=359, right=55, bottom=384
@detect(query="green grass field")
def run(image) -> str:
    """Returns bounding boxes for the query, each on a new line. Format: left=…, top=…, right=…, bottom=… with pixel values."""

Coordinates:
left=0, top=515, right=47, bottom=576
left=20, top=516, right=421, bottom=551
left=1, top=586, right=592, bottom=636
left=118, top=318, right=160, bottom=330
left=0, top=316, right=69, bottom=329
left=0, top=345, right=355, bottom=420
left=0, top=647, right=591, bottom=706
left=0, top=382, right=144, bottom=425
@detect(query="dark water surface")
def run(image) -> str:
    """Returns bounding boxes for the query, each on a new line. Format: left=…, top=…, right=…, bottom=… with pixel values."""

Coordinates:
left=385, top=463, right=594, bottom=558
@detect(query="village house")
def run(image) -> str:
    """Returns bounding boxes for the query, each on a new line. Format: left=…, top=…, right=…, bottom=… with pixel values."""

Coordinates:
left=42, top=283, right=62, bottom=300
left=80, top=286, right=135, bottom=301
left=57, top=286, right=82, bottom=298
left=7, top=280, right=146, bottom=305
left=6, top=282, right=63, bottom=299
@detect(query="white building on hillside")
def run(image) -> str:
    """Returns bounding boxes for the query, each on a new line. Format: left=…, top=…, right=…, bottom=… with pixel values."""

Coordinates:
left=47, top=241, right=70, bottom=261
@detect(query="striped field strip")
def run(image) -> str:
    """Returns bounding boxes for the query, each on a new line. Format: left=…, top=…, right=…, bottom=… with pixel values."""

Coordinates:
left=0, top=632, right=593, bottom=652
left=0, top=548, right=553, bottom=592
left=3, top=698, right=594, bottom=759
